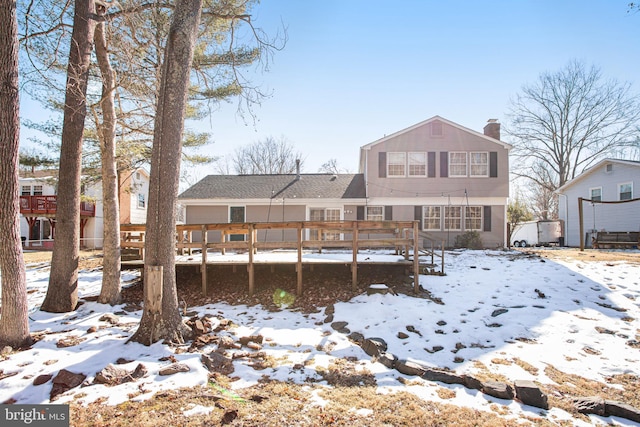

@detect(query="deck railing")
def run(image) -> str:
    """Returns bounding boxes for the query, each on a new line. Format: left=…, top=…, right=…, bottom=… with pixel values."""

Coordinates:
left=121, top=220, right=421, bottom=295
left=19, top=195, right=96, bottom=217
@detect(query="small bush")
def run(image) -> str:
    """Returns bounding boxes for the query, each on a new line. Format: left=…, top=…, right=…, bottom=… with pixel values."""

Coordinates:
left=454, top=231, right=483, bottom=249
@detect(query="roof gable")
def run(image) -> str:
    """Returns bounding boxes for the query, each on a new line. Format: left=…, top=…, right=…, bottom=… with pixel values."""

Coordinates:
left=556, top=158, right=640, bottom=193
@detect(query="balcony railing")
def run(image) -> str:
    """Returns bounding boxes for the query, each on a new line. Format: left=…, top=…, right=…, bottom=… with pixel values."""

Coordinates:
left=19, top=195, right=96, bottom=217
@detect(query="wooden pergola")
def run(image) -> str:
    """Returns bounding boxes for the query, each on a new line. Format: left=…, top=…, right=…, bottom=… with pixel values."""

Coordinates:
left=121, top=220, right=422, bottom=296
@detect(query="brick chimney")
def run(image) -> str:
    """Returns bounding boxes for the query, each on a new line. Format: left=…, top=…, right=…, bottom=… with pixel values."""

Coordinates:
left=483, top=119, right=500, bottom=140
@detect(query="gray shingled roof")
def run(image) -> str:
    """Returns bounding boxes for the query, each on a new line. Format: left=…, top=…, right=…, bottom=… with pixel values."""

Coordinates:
left=178, top=174, right=366, bottom=200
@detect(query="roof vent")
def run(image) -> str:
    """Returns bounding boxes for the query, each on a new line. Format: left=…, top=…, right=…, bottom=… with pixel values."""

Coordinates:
left=605, top=163, right=613, bottom=173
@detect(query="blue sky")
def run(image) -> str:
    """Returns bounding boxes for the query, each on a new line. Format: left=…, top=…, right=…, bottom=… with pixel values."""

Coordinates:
left=19, top=1, right=640, bottom=179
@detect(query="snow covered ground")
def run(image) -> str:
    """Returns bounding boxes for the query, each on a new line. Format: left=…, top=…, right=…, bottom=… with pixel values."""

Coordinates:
left=1, top=249, right=639, bottom=426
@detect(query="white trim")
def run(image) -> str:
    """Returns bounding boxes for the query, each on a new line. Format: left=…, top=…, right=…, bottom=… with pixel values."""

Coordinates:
left=556, top=158, right=640, bottom=193
left=449, top=152, right=468, bottom=177
left=589, top=186, right=602, bottom=202
left=387, top=152, right=406, bottom=177
left=469, top=151, right=489, bottom=177
left=408, top=152, right=427, bottom=177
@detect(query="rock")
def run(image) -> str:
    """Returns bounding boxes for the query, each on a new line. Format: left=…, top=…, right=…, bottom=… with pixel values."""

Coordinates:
left=221, top=409, right=238, bottom=425
left=582, top=346, right=601, bottom=355
left=406, top=325, right=423, bottom=336
left=323, top=314, right=334, bottom=324
left=159, top=363, right=190, bottom=376
left=436, top=320, right=447, bottom=326
left=395, top=359, right=428, bottom=376
left=95, top=363, right=147, bottom=385
left=239, top=335, right=264, bottom=346
left=425, top=345, right=444, bottom=354
left=99, top=313, right=119, bottom=325
left=482, top=381, right=514, bottom=400
left=347, top=332, right=364, bottom=345
left=491, top=308, right=508, bottom=317
left=397, top=332, right=409, bottom=339
left=573, top=396, right=605, bottom=415
left=218, top=336, right=241, bottom=350
left=87, top=326, right=98, bottom=334
left=604, top=400, right=640, bottom=422
left=595, top=326, right=616, bottom=335
left=422, top=368, right=465, bottom=385
left=626, top=340, right=640, bottom=349
left=324, top=304, right=335, bottom=315
left=514, top=379, right=549, bottom=409
left=377, top=352, right=397, bottom=369
left=331, top=321, right=349, bottom=331
left=116, top=357, right=134, bottom=365
left=33, top=374, right=53, bottom=386
left=361, top=337, right=387, bottom=357
left=50, top=369, right=87, bottom=400
left=463, top=375, right=483, bottom=391
left=202, top=351, right=234, bottom=375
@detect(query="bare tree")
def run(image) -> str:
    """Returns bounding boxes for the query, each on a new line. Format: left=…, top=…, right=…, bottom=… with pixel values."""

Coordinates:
left=41, top=0, right=97, bottom=313
left=318, top=158, right=349, bottom=174
left=507, top=60, right=640, bottom=199
left=130, top=0, right=202, bottom=345
left=230, top=136, right=304, bottom=174
left=0, top=0, right=32, bottom=349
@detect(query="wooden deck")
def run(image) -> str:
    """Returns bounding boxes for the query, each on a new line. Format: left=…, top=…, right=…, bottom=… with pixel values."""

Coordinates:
left=121, top=220, right=430, bottom=296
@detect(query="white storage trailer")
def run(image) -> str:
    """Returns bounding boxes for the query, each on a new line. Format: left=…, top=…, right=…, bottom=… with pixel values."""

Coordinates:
left=511, top=220, right=563, bottom=247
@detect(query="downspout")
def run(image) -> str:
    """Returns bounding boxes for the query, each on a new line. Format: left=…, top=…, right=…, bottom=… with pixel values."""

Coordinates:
left=557, top=192, right=568, bottom=246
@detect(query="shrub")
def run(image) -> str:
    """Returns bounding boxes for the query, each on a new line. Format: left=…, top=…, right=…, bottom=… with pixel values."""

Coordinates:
left=454, top=231, right=483, bottom=249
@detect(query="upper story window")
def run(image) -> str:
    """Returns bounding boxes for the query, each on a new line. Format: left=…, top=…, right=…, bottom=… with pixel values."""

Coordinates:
left=449, top=152, right=467, bottom=177
left=137, top=193, right=146, bottom=208
left=136, top=172, right=141, bottom=180
left=33, top=185, right=43, bottom=195
left=387, top=152, right=406, bottom=177
left=408, top=152, right=426, bottom=177
left=469, top=152, right=489, bottom=177
left=21, top=185, right=31, bottom=196
left=590, top=187, right=602, bottom=202
left=366, top=206, right=384, bottom=221
left=619, top=182, right=633, bottom=201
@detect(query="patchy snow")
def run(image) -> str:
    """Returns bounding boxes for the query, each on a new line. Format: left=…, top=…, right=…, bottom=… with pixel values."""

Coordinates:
left=1, top=249, right=639, bottom=426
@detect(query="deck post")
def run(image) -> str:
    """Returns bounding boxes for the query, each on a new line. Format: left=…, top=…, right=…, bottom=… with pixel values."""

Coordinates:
left=201, top=225, right=207, bottom=294
left=413, top=221, right=420, bottom=293
left=297, top=223, right=303, bottom=295
left=248, top=223, right=255, bottom=296
left=578, top=197, right=585, bottom=251
left=351, top=221, right=358, bottom=290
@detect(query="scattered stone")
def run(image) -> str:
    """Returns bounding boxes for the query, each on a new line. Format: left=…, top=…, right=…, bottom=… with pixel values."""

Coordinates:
left=604, top=400, right=640, bottom=422
left=397, top=332, right=409, bottom=339
left=595, top=326, right=616, bottom=335
left=395, top=359, right=428, bottom=376
left=347, top=332, right=364, bottom=345
left=453, top=356, right=464, bottom=363
left=246, top=342, right=262, bottom=351
left=463, top=375, right=483, bottom=391
left=534, top=289, right=546, bottom=299
left=486, top=323, right=502, bottom=328
left=423, top=368, right=465, bottom=385
left=99, top=313, right=120, bottom=325
left=573, top=396, right=605, bottom=415
left=514, top=379, right=549, bottom=410
left=202, top=351, right=234, bottom=375
left=239, top=335, right=264, bottom=346
left=56, top=336, right=86, bottom=348
left=159, top=363, right=190, bottom=376
left=482, top=381, right=514, bottom=400
left=362, top=337, right=387, bottom=357
left=436, top=320, right=447, bottom=326
left=33, top=374, right=53, bottom=386
left=425, top=346, right=444, bottom=354
left=331, top=321, right=349, bottom=331
left=218, top=336, right=241, bottom=350
left=583, top=346, right=601, bottom=355
left=406, top=325, right=422, bottom=336
left=435, top=329, right=445, bottom=334
left=626, top=340, right=640, bottom=349
left=221, top=409, right=238, bottom=425
left=323, top=314, right=334, bottom=324
left=87, top=326, right=98, bottom=334
left=95, top=363, right=147, bottom=385
left=491, top=308, right=508, bottom=317
left=324, top=304, right=335, bottom=315
left=50, top=369, right=87, bottom=400
left=377, top=352, right=397, bottom=369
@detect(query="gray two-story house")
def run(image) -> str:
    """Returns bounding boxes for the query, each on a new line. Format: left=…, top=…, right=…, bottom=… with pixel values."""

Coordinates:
left=178, top=116, right=511, bottom=248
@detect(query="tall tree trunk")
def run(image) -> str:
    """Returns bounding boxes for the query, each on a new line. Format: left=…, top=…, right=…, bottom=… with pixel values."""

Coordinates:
left=0, top=0, right=32, bottom=348
left=94, top=3, right=121, bottom=305
left=130, top=0, right=202, bottom=345
left=41, top=0, right=96, bottom=313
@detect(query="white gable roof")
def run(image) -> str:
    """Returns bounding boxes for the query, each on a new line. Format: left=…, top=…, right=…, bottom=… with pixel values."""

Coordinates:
left=556, top=158, right=640, bottom=193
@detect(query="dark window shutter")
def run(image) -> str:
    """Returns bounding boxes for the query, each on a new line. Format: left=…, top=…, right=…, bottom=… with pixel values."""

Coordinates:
left=428, top=152, right=436, bottom=177
left=489, top=152, right=498, bottom=178
left=357, top=206, right=365, bottom=220
left=440, top=152, right=448, bottom=177
left=378, top=152, right=387, bottom=178
left=414, top=206, right=423, bottom=230
left=483, top=206, right=492, bottom=231
left=384, top=206, right=393, bottom=220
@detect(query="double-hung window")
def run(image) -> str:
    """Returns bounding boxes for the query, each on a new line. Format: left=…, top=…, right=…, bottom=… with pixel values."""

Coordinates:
left=444, top=206, right=462, bottom=230
left=465, top=206, right=483, bottom=230
left=137, top=193, right=146, bottom=208
left=408, top=152, right=426, bottom=177
left=366, top=206, right=384, bottom=221
left=449, top=152, right=467, bottom=177
left=423, top=206, right=441, bottom=230
left=590, top=187, right=602, bottom=202
left=619, top=183, right=633, bottom=201
left=469, top=152, right=488, bottom=177
left=387, top=152, right=406, bottom=177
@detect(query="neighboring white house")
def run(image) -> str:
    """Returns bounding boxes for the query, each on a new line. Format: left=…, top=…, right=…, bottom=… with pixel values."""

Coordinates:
left=19, top=167, right=150, bottom=249
left=556, top=159, right=640, bottom=247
